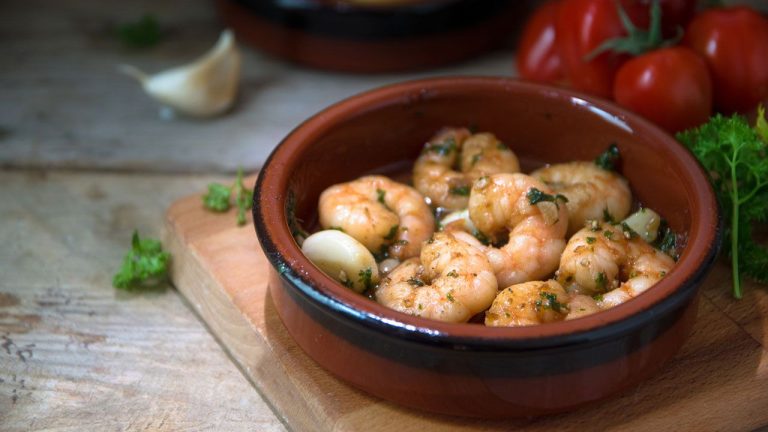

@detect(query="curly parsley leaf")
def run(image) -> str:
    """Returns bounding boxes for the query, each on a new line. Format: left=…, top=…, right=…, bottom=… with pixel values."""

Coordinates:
left=203, top=168, right=252, bottom=226
left=676, top=110, right=768, bottom=298
left=526, top=188, right=568, bottom=207
left=113, top=231, right=170, bottom=290
left=594, top=144, right=621, bottom=171
left=203, top=183, right=232, bottom=212
left=233, top=168, right=252, bottom=226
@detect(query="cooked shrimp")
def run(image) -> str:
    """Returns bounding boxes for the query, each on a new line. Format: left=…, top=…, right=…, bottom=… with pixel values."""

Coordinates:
left=557, top=221, right=675, bottom=305
left=318, top=175, right=434, bottom=260
left=566, top=294, right=601, bottom=320
left=530, top=161, right=631, bottom=235
left=597, top=240, right=675, bottom=309
left=413, top=128, right=520, bottom=211
left=557, top=223, right=626, bottom=295
left=468, top=173, right=569, bottom=287
left=375, top=231, right=498, bottom=323
left=485, top=280, right=569, bottom=327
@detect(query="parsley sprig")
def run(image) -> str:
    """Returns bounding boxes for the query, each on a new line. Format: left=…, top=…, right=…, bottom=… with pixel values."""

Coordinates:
left=202, top=168, right=253, bottom=226
left=113, top=230, right=170, bottom=290
left=677, top=107, right=768, bottom=298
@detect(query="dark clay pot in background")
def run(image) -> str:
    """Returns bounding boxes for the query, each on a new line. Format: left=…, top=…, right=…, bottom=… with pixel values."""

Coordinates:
left=215, top=0, right=536, bottom=73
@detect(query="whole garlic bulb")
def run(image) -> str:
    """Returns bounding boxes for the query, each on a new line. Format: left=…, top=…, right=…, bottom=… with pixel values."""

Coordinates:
left=120, top=29, right=241, bottom=118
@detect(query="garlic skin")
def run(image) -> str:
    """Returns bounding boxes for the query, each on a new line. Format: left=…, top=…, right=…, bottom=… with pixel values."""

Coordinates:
left=120, top=29, right=241, bottom=118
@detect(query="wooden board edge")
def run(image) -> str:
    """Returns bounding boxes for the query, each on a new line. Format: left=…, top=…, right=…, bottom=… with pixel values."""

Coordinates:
left=163, top=196, right=319, bottom=432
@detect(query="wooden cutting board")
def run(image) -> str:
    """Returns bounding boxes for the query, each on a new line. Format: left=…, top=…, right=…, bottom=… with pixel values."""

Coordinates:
left=164, top=177, right=768, bottom=432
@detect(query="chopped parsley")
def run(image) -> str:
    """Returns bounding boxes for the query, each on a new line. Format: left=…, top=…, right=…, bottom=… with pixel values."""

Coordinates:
left=473, top=230, right=492, bottom=246
left=407, top=277, right=425, bottom=287
left=373, top=244, right=389, bottom=262
left=202, top=183, right=231, bottom=212
left=384, top=224, right=399, bottom=241
left=449, top=185, right=471, bottom=196
left=376, top=188, right=386, bottom=205
left=655, top=225, right=679, bottom=260
left=203, top=168, right=253, bottom=227
left=621, top=222, right=638, bottom=239
left=594, top=144, right=620, bottom=171
left=358, top=268, right=373, bottom=290
left=113, top=231, right=170, bottom=290
left=526, top=188, right=568, bottom=208
left=594, top=272, right=607, bottom=291
left=534, top=291, right=567, bottom=313
left=602, top=208, right=615, bottom=223
left=424, top=136, right=457, bottom=156
left=446, top=270, right=459, bottom=278
left=286, top=190, right=309, bottom=240
left=586, top=236, right=597, bottom=245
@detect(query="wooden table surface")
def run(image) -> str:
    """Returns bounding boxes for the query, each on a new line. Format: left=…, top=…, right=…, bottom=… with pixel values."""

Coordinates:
left=1, top=0, right=765, bottom=431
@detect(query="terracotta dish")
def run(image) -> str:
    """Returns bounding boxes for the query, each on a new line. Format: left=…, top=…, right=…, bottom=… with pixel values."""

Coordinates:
left=253, top=77, right=720, bottom=418
left=214, top=0, right=534, bottom=73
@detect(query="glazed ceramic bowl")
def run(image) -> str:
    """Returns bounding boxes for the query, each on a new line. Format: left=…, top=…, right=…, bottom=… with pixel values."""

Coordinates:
left=253, top=77, right=720, bottom=418
left=215, top=0, right=534, bottom=73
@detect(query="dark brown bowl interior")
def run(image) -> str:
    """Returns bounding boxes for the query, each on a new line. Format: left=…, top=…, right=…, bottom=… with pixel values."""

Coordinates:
left=256, top=77, right=719, bottom=342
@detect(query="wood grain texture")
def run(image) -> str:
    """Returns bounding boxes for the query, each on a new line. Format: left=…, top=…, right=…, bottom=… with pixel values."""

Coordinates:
left=165, top=183, right=768, bottom=432
left=0, top=0, right=513, bottom=174
left=0, top=171, right=286, bottom=432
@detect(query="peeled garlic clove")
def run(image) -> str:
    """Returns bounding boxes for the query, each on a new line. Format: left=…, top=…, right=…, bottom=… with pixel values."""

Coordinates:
left=301, top=230, right=380, bottom=293
left=439, top=209, right=476, bottom=233
left=120, top=29, right=241, bottom=118
left=622, top=207, right=662, bottom=243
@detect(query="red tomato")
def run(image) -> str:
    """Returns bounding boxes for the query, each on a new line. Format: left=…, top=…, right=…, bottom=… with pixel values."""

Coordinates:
left=613, top=46, right=712, bottom=133
left=684, top=7, right=768, bottom=113
left=634, top=0, right=698, bottom=36
left=516, top=0, right=564, bottom=83
left=555, top=0, right=647, bottom=98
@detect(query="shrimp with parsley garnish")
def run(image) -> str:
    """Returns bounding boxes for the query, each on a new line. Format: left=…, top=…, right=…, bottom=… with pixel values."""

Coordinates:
left=413, top=128, right=520, bottom=211
left=485, top=280, right=570, bottom=327
left=468, top=173, right=569, bottom=288
left=530, top=145, right=632, bottom=236
left=375, top=231, right=498, bottom=323
left=556, top=220, right=675, bottom=306
left=318, top=175, right=434, bottom=261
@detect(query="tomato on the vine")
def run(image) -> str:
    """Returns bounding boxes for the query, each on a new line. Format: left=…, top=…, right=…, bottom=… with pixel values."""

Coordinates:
left=684, top=7, right=768, bottom=114
left=613, top=46, right=712, bottom=133
left=555, top=0, right=647, bottom=98
left=552, top=0, right=700, bottom=98
left=634, top=0, right=697, bottom=36
left=516, top=0, right=563, bottom=83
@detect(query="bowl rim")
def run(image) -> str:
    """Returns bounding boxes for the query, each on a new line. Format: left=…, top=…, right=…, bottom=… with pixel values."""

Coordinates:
left=254, top=76, right=721, bottom=350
